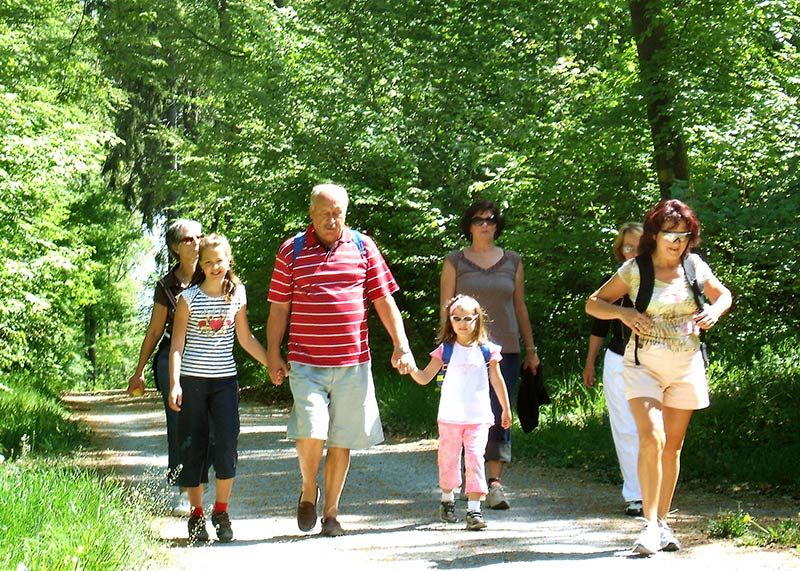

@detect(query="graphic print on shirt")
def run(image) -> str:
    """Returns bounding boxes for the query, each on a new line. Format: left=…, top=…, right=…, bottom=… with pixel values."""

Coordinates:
left=196, top=314, right=234, bottom=336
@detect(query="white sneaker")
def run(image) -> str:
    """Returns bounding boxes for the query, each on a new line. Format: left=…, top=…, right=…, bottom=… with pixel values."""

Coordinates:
left=632, top=520, right=661, bottom=555
left=659, top=518, right=681, bottom=551
left=171, top=489, right=191, bottom=516
left=485, top=484, right=510, bottom=510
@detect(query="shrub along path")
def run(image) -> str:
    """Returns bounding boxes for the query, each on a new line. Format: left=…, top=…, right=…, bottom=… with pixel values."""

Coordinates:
left=65, top=390, right=799, bottom=570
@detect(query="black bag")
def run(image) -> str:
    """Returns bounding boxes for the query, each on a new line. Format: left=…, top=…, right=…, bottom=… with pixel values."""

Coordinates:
left=516, top=363, right=550, bottom=433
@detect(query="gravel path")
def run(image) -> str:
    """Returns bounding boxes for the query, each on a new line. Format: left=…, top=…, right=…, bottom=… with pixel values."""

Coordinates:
left=65, top=390, right=799, bottom=570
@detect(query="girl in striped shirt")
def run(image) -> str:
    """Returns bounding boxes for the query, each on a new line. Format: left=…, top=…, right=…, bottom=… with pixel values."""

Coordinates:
left=169, top=234, right=269, bottom=544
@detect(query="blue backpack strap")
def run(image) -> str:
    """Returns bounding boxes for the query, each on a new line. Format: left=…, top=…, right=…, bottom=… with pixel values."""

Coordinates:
left=292, top=231, right=306, bottom=264
left=436, top=342, right=454, bottom=389
left=479, top=343, right=492, bottom=364
left=350, top=228, right=367, bottom=257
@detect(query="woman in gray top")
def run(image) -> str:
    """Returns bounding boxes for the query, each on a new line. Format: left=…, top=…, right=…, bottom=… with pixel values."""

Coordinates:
left=440, top=199, right=539, bottom=509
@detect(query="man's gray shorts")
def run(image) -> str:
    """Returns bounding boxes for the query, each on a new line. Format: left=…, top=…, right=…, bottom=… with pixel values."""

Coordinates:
left=287, top=361, right=384, bottom=449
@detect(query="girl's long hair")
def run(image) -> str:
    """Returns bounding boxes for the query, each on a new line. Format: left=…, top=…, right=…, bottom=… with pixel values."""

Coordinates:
left=194, top=233, right=241, bottom=301
left=437, top=295, right=490, bottom=346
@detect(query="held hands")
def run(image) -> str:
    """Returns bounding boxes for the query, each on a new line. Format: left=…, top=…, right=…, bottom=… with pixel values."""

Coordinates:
left=391, top=346, right=418, bottom=375
left=267, top=353, right=289, bottom=386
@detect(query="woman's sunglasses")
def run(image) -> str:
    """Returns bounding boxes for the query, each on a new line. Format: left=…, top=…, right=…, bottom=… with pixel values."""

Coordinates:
left=450, top=315, right=478, bottom=323
left=470, top=216, right=496, bottom=226
left=660, top=231, right=692, bottom=243
left=180, top=234, right=205, bottom=244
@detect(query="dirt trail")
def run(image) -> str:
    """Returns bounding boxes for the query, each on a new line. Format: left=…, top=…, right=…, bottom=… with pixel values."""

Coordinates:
left=65, top=390, right=799, bottom=570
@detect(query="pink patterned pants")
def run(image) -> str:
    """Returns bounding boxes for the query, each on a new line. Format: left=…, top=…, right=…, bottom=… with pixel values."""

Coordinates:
left=437, top=421, right=490, bottom=495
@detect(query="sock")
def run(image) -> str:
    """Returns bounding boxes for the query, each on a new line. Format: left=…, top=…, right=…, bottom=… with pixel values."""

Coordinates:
left=190, top=506, right=204, bottom=518
left=213, top=501, right=228, bottom=514
left=468, top=500, right=481, bottom=512
left=441, top=491, right=455, bottom=503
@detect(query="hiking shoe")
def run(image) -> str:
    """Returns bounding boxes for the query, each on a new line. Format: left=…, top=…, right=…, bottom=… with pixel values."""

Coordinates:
left=625, top=500, right=643, bottom=517
left=439, top=501, right=458, bottom=523
left=188, top=515, right=209, bottom=543
left=632, top=520, right=660, bottom=555
left=321, top=517, right=345, bottom=537
left=658, top=519, right=680, bottom=552
left=485, top=484, right=510, bottom=510
left=465, top=510, right=487, bottom=531
left=212, top=510, right=234, bottom=543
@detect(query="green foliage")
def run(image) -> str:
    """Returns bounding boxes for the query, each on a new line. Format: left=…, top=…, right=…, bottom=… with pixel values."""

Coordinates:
left=0, top=384, right=89, bottom=459
left=708, top=509, right=800, bottom=549
left=0, top=461, right=164, bottom=570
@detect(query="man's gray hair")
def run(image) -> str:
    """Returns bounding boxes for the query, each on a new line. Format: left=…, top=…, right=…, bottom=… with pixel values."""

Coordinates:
left=310, top=184, right=349, bottom=208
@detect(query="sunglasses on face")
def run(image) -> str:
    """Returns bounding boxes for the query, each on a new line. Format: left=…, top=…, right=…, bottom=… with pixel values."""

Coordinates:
left=450, top=314, right=478, bottom=323
left=180, top=234, right=204, bottom=244
left=660, top=231, right=692, bottom=243
left=470, top=216, right=496, bottom=226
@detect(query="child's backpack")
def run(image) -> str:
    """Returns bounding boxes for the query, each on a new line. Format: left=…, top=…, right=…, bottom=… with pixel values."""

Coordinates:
left=436, top=342, right=492, bottom=388
left=292, top=229, right=366, bottom=264
left=633, top=253, right=708, bottom=366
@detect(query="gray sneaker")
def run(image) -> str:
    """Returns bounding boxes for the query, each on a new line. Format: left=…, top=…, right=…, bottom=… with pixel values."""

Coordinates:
left=485, top=484, right=510, bottom=510
left=465, top=510, right=488, bottom=531
left=439, top=501, right=458, bottom=523
left=659, top=519, right=681, bottom=551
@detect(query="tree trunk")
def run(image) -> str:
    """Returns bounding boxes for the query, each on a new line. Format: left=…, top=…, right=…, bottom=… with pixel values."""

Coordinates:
left=629, top=0, right=690, bottom=199
left=85, top=308, right=97, bottom=384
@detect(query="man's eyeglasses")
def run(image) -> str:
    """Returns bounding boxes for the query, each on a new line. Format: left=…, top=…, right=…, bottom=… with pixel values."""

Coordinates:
left=660, top=231, right=692, bottom=243
left=470, top=216, right=496, bottom=226
left=180, top=234, right=204, bottom=244
left=450, top=315, right=478, bottom=323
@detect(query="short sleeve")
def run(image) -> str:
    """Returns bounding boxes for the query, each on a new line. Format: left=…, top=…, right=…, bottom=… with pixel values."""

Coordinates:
left=237, top=284, right=248, bottom=308
left=430, top=343, right=444, bottom=360
left=153, top=281, right=169, bottom=307
left=488, top=341, right=503, bottom=363
left=267, top=237, right=295, bottom=304
left=363, top=233, right=399, bottom=302
left=616, top=258, right=637, bottom=286
left=691, top=255, right=714, bottom=287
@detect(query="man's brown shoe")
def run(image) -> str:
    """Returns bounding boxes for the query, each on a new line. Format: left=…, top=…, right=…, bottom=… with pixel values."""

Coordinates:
left=297, top=487, right=319, bottom=531
left=320, top=517, right=345, bottom=537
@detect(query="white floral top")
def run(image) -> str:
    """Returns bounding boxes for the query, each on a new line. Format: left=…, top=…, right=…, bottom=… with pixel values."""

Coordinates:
left=617, top=254, right=713, bottom=353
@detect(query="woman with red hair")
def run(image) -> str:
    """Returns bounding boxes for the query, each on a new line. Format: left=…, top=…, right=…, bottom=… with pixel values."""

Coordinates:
left=586, top=200, right=732, bottom=556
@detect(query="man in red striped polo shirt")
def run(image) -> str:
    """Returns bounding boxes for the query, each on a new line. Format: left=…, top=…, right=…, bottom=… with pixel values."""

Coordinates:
left=266, top=183, right=416, bottom=537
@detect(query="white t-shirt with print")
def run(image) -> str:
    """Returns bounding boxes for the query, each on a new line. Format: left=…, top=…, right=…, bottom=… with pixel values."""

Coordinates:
left=617, top=253, right=713, bottom=353
left=430, top=341, right=502, bottom=425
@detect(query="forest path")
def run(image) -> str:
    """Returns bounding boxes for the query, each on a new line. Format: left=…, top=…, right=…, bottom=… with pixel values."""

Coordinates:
left=65, top=390, right=799, bottom=570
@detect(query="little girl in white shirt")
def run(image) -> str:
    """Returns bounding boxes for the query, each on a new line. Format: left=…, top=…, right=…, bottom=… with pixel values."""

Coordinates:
left=408, top=295, right=512, bottom=530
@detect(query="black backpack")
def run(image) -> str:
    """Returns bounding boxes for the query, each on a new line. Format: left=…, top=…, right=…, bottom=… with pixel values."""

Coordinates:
left=633, top=254, right=708, bottom=366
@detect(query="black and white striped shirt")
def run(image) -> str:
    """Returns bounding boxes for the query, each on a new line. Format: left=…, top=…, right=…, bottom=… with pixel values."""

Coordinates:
left=179, top=284, right=247, bottom=378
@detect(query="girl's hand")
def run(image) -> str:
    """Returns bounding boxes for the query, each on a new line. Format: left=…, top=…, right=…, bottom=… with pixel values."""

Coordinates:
left=693, top=306, right=719, bottom=330
left=169, top=386, right=182, bottom=412
left=500, top=410, right=512, bottom=429
left=622, top=307, right=652, bottom=335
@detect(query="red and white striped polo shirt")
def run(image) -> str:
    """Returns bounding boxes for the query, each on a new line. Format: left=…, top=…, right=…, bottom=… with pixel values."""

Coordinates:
left=267, top=225, right=399, bottom=367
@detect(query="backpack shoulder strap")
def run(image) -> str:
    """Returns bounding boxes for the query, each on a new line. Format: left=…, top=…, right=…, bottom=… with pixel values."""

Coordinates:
left=684, top=253, right=705, bottom=296
left=292, top=231, right=306, bottom=264
left=479, top=343, right=492, bottom=364
left=157, top=277, right=179, bottom=312
left=634, top=255, right=654, bottom=313
left=441, top=342, right=454, bottom=365
left=633, top=255, right=654, bottom=366
left=350, top=228, right=367, bottom=257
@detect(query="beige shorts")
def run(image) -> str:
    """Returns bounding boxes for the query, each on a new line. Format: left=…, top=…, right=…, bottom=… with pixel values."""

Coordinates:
left=623, top=344, right=709, bottom=410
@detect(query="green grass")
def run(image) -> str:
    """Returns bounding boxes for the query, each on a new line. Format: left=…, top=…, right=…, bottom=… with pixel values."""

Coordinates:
left=708, top=509, right=800, bottom=550
left=0, top=461, right=166, bottom=570
left=0, top=386, right=89, bottom=459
